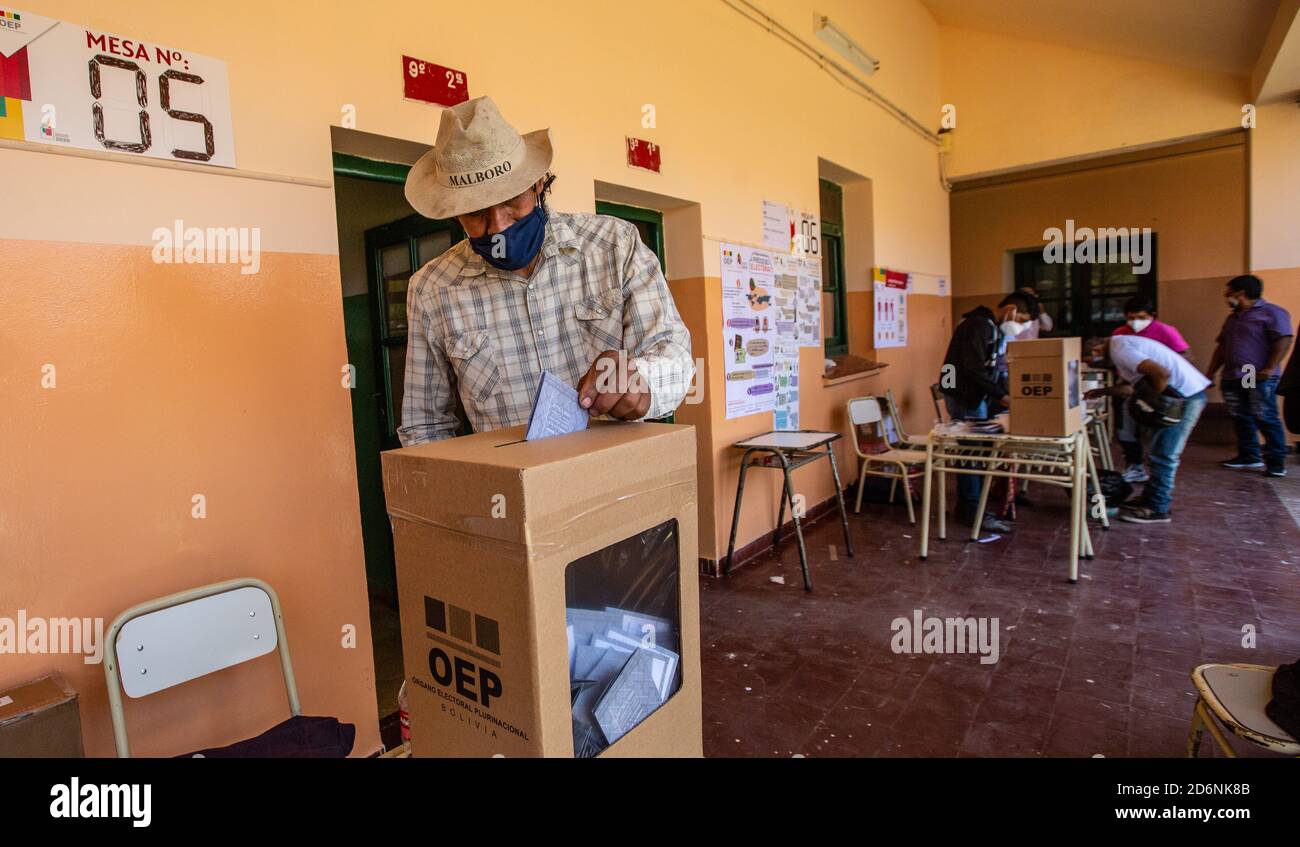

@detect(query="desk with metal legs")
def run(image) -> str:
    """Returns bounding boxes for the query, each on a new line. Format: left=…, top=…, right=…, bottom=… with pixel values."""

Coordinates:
left=917, top=419, right=1110, bottom=583
left=724, top=431, right=855, bottom=591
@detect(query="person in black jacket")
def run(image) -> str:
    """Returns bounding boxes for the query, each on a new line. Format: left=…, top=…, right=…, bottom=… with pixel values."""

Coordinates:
left=940, top=293, right=1034, bottom=531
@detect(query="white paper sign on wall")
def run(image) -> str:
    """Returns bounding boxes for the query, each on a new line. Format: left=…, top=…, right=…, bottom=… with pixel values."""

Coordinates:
left=1, top=8, right=236, bottom=167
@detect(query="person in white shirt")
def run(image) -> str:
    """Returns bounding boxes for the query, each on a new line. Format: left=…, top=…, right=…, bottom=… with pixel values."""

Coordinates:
left=1087, top=335, right=1211, bottom=524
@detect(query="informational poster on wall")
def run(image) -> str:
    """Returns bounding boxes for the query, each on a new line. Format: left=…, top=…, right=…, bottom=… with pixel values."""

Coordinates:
left=721, top=243, right=777, bottom=420
left=873, top=267, right=910, bottom=349
left=797, top=257, right=822, bottom=348
left=771, top=254, right=801, bottom=430
left=0, top=8, right=236, bottom=167
left=762, top=200, right=794, bottom=252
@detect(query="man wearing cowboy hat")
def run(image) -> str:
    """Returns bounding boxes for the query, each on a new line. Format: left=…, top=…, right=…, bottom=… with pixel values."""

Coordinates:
left=397, top=96, right=695, bottom=445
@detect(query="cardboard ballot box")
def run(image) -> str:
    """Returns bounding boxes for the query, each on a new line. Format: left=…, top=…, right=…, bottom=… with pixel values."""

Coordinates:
left=1007, top=337, right=1083, bottom=437
left=382, top=420, right=701, bottom=758
left=0, top=672, right=85, bottom=757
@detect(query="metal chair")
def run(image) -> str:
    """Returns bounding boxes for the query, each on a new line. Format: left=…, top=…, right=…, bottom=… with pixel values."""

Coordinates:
left=883, top=388, right=929, bottom=449
left=1186, top=663, right=1300, bottom=757
left=1081, top=368, right=1115, bottom=472
left=848, top=396, right=927, bottom=523
left=104, top=578, right=302, bottom=757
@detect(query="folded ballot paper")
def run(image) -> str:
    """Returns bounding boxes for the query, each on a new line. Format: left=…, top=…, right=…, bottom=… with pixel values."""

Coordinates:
left=525, top=371, right=590, bottom=441
left=567, top=606, right=680, bottom=758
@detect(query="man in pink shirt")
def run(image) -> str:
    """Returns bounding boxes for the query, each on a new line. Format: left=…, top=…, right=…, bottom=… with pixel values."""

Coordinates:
left=1110, top=297, right=1192, bottom=481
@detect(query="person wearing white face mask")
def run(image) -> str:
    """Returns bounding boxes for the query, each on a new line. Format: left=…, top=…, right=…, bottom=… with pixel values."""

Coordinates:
left=1013, top=286, right=1054, bottom=341
left=1109, top=297, right=1191, bottom=482
left=994, top=291, right=1040, bottom=389
left=993, top=290, right=1046, bottom=510
left=940, top=292, right=1034, bottom=532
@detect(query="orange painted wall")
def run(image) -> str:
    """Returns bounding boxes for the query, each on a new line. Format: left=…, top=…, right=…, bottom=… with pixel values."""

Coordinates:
left=938, top=25, right=1246, bottom=179
left=1249, top=102, right=1300, bottom=342
left=949, top=141, right=1249, bottom=380
left=2, top=0, right=956, bottom=754
left=0, top=240, right=378, bottom=758
left=705, top=285, right=949, bottom=564
left=665, top=276, right=716, bottom=555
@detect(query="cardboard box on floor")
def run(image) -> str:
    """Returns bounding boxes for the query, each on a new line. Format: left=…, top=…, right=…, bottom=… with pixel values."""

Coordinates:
left=1007, top=337, right=1083, bottom=437
left=0, top=672, right=85, bottom=757
left=382, top=420, right=701, bottom=757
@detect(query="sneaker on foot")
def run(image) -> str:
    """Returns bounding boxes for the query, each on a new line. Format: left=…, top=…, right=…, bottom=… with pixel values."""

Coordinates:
left=1265, top=465, right=1288, bottom=478
left=1120, top=505, right=1171, bottom=524
left=1221, top=455, right=1265, bottom=469
left=980, top=514, right=1013, bottom=533
left=1121, top=464, right=1149, bottom=483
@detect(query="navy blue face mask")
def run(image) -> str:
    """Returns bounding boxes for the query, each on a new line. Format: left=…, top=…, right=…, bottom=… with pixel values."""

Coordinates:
left=469, top=198, right=548, bottom=271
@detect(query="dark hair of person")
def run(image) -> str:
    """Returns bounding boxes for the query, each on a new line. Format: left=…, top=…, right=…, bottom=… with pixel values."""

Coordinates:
left=539, top=172, right=557, bottom=208
left=1226, top=274, right=1263, bottom=300
left=998, top=292, right=1034, bottom=315
left=1123, top=296, right=1155, bottom=315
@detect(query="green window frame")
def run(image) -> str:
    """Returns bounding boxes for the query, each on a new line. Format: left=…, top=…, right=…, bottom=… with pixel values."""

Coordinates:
left=819, top=178, right=848, bottom=357
left=1012, top=235, right=1159, bottom=338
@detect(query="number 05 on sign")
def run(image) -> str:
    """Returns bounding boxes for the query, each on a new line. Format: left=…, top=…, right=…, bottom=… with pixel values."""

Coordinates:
left=0, top=7, right=236, bottom=167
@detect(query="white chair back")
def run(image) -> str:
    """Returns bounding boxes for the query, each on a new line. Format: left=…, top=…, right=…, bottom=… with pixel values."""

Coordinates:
left=848, top=396, right=883, bottom=427
left=104, top=578, right=301, bottom=757
left=115, top=585, right=278, bottom=697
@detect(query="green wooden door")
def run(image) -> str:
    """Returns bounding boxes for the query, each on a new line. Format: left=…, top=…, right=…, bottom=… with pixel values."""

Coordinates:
left=595, top=201, right=675, bottom=423
left=334, top=154, right=463, bottom=601
left=364, top=214, right=464, bottom=448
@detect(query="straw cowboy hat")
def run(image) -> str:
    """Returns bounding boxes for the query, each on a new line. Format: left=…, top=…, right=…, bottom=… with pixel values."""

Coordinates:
left=404, top=96, right=554, bottom=220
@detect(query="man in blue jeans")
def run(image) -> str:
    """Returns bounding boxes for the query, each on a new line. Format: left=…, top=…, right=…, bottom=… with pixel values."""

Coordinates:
left=939, top=293, right=1034, bottom=532
left=1088, top=335, right=1211, bottom=523
left=1206, top=275, right=1294, bottom=478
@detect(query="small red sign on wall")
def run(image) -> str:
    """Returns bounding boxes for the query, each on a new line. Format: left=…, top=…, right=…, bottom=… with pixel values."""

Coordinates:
left=626, top=137, right=661, bottom=173
left=402, top=55, right=469, bottom=107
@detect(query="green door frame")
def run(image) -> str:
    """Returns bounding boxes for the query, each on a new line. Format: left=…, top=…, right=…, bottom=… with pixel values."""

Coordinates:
left=333, top=153, right=415, bottom=605
left=596, top=200, right=666, bottom=275
left=595, top=200, right=677, bottom=424
left=333, top=152, right=410, bottom=184
left=819, top=178, right=849, bottom=357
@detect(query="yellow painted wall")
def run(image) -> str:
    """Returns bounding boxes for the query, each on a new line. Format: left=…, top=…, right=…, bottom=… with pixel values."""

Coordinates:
left=1248, top=101, right=1300, bottom=358
left=1, top=0, right=954, bottom=754
left=1251, top=101, right=1300, bottom=272
left=938, top=25, right=1248, bottom=178
left=949, top=141, right=1248, bottom=391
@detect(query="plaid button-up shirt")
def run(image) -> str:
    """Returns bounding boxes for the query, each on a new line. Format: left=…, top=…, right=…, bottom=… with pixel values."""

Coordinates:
left=398, top=212, right=695, bottom=445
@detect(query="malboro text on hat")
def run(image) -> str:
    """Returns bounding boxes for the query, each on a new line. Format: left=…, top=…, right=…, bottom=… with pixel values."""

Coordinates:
left=447, top=160, right=513, bottom=186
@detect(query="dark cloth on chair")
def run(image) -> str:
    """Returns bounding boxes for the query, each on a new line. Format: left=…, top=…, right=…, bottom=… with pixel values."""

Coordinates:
left=1266, top=659, right=1300, bottom=742
left=178, top=715, right=356, bottom=758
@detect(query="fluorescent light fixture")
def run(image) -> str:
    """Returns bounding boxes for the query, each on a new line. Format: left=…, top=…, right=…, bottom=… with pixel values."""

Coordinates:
left=814, top=14, right=879, bottom=77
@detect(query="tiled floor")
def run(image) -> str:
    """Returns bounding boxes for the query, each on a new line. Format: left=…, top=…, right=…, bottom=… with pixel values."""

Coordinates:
left=700, top=424, right=1300, bottom=758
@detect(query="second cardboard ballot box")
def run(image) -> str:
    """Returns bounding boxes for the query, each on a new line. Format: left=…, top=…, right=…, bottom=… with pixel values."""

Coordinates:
left=382, top=420, right=701, bottom=757
left=1007, top=337, right=1083, bottom=436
